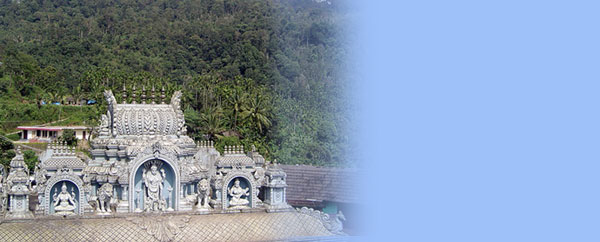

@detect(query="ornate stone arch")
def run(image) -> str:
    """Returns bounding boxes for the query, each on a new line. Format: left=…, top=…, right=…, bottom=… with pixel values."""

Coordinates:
left=222, top=171, right=259, bottom=209
left=44, top=172, right=84, bottom=215
left=128, top=153, right=180, bottom=212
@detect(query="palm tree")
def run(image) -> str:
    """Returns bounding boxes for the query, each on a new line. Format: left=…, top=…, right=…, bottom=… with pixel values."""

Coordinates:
left=240, top=94, right=272, bottom=134
left=201, top=106, right=226, bottom=140
left=72, top=85, right=84, bottom=106
left=228, top=88, right=248, bottom=130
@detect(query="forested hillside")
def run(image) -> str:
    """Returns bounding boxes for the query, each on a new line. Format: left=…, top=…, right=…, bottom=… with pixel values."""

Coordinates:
left=0, top=0, right=353, bottom=166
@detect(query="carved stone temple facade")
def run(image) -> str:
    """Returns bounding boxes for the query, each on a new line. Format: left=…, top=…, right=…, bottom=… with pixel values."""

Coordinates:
left=1, top=89, right=291, bottom=219
left=0, top=88, right=349, bottom=240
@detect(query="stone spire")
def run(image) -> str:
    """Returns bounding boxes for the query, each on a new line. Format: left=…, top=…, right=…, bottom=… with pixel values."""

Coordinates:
left=151, top=85, right=156, bottom=104
left=131, top=84, right=137, bottom=104
left=122, top=84, right=127, bottom=104
left=160, top=86, right=166, bottom=104
left=141, top=86, right=146, bottom=104
left=5, top=146, right=33, bottom=218
left=9, top=146, right=26, bottom=170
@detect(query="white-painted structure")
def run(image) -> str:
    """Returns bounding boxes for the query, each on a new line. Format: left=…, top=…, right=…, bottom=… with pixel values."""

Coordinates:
left=16, top=126, right=91, bottom=142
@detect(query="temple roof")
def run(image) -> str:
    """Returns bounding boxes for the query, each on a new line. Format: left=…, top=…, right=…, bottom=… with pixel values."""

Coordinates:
left=41, top=157, right=86, bottom=169
left=101, top=90, right=186, bottom=137
left=39, top=141, right=86, bottom=170
left=0, top=212, right=336, bottom=242
left=9, top=147, right=26, bottom=169
left=215, top=145, right=257, bottom=167
left=281, top=165, right=360, bottom=205
left=112, top=104, right=182, bottom=136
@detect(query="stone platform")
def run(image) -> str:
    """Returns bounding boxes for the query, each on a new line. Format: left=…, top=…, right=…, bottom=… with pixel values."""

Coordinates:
left=0, top=211, right=335, bottom=242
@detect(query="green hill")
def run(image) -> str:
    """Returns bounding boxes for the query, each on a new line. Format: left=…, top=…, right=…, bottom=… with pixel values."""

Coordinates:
left=0, top=0, right=353, bottom=166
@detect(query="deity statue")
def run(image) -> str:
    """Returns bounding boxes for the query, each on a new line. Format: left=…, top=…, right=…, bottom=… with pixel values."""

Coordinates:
left=197, top=179, right=210, bottom=210
left=143, top=162, right=166, bottom=212
left=228, top=179, right=249, bottom=207
left=53, top=182, right=77, bottom=215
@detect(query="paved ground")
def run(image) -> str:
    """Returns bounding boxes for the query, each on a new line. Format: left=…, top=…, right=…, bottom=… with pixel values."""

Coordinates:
left=0, top=211, right=337, bottom=242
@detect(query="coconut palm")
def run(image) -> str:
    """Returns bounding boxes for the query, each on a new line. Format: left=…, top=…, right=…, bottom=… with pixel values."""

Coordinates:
left=240, top=94, right=272, bottom=134
left=228, top=88, right=248, bottom=130
left=201, top=106, right=226, bottom=140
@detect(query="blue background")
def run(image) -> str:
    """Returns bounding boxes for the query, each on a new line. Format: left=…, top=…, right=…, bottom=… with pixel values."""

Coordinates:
left=354, top=1, right=600, bottom=241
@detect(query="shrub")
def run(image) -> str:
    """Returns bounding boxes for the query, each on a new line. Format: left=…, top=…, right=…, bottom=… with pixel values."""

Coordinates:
left=23, top=150, right=38, bottom=171
left=60, top=129, right=77, bottom=146
left=6, top=133, right=20, bottom=141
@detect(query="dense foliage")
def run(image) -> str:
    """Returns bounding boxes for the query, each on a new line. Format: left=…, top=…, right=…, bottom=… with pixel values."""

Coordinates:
left=0, top=137, right=14, bottom=168
left=0, top=0, right=352, bottom=166
left=23, top=149, right=38, bottom=171
left=59, top=129, right=77, bottom=146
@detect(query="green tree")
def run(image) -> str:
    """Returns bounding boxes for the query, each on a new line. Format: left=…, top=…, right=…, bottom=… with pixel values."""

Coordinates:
left=201, top=106, right=226, bottom=140
left=240, top=94, right=272, bottom=134
left=0, top=149, right=15, bottom=169
left=60, top=129, right=78, bottom=146
left=23, top=150, right=38, bottom=172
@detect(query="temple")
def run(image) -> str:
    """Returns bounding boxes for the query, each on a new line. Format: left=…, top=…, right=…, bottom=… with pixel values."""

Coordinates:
left=0, top=88, right=346, bottom=241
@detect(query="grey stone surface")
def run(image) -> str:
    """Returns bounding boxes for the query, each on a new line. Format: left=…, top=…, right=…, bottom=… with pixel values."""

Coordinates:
left=0, top=211, right=333, bottom=241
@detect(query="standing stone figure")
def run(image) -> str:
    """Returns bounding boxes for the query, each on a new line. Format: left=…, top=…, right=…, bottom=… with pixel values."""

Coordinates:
left=143, top=163, right=166, bottom=212
left=53, top=182, right=77, bottom=215
left=228, top=179, right=249, bottom=207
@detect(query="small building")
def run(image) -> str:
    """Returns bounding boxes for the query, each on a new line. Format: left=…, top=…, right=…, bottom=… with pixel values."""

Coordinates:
left=16, top=126, right=92, bottom=142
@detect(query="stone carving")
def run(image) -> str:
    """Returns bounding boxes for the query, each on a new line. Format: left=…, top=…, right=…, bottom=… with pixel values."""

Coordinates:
left=126, top=215, right=191, bottom=242
left=297, top=207, right=346, bottom=235
left=228, top=179, right=249, bottom=207
left=104, top=90, right=117, bottom=136
left=91, top=183, right=116, bottom=215
left=170, top=91, right=182, bottom=111
left=53, top=182, right=77, bottom=215
left=34, top=165, right=47, bottom=189
left=143, top=161, right=167, bottom=212
left=170, top=90, right=186, bottom=136
left=5, top=147, right=34, bottom=219
left=196, top=179, right=210, bottom=210
left=253, top=167, right=265, bottom=185
left=112, top=104, right=181, bottom=136
left=99, top=114, right=110, bottom=136
left=43, top=168, right=85, bottom=215
left=3, top=88, right=294, bottom=220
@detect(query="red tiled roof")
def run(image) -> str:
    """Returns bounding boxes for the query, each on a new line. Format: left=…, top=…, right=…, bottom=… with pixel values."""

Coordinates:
left=17, top=126, right=90, bottom=131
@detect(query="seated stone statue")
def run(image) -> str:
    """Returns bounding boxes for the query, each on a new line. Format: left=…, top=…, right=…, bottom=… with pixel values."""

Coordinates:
left=228, top=179, right=249, bottom=207
left=53, top=182, right=77, bottom=215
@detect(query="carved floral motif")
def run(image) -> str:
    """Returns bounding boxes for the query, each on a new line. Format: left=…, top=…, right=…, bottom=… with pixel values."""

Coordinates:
left=296, top=207, right=346, bottom=235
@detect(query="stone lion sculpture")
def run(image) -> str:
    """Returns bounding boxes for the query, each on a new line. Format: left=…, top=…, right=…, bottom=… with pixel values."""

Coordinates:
left=196, top=178, right=210, bottom=209
left=89, top=183, right=117, bottom=214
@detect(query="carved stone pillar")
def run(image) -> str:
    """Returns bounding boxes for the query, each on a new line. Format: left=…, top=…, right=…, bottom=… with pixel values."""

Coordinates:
left=117, top=184, right=129, bottom=213
left=121, top=184, right=129, bottom=201
left=263, top=168, right=292, bottom=212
